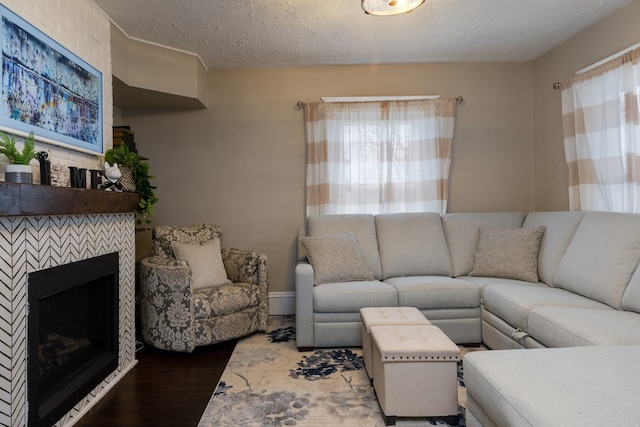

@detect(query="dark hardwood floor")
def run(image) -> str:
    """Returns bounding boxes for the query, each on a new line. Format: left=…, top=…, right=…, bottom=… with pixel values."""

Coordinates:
left=74, top=339, right=237, bottom=427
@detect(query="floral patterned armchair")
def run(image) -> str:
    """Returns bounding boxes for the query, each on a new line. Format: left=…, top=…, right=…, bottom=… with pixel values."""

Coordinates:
left=139, top=224, right=268, bottom=352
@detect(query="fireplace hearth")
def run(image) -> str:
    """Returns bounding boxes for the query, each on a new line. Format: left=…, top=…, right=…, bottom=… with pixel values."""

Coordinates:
left=27, top=253, right=120, bottom=427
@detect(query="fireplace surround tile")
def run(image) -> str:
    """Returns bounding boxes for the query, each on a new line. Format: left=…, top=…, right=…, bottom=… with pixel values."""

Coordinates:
left=0, top=213, right=137, bottom=427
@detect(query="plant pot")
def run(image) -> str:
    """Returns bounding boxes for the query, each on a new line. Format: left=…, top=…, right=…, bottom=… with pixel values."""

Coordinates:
left=5, top=164, right=33, bottom=184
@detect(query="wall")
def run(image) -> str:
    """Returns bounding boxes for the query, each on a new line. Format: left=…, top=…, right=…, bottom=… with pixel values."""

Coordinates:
left=532, top=0, right=640, bottom=210
left=0, top=0, right=111, bottom=183
left=122, top=63, right=534, bottom=295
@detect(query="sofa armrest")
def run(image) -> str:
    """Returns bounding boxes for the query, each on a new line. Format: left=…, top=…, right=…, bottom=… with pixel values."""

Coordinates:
left=222, top=247, right=269, bottom=331
left=295, top=261, right=315, bottom=350
left=139, top=256, right=196, bottom=352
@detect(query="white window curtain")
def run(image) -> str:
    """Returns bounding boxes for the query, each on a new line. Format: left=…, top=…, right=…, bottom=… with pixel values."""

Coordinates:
left=304, top=98, right=457, bottom=216
left=561, top=48, right=640, bottom=213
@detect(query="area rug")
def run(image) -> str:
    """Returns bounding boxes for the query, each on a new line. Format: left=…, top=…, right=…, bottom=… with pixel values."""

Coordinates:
left=199, top=316, right=483, bottom=427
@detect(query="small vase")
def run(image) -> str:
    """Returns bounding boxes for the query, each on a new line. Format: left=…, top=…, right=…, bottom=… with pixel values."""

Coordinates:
left=5, top=164, right=33, bottom=184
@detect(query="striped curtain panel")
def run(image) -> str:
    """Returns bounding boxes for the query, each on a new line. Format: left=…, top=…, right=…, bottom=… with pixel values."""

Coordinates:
left=561, top=48, right=640, bottom=213
left=304, top=98, right=456, bottom=216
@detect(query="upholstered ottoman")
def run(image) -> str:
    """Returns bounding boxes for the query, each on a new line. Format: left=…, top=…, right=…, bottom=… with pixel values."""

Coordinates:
left=359, top=307, right=431, bottom=380
left=370, top=324, right=460, bottom=426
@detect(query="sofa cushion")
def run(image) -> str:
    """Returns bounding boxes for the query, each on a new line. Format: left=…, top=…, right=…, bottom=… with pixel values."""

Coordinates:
left=464, top=346, right=640, bottom=427
left=299, top=232, right=374, bottom=285
left=469, top=226, right=545, bottom=283
left=171, top=238, right=231, bottom=289
left=482, top=284, right=610, bottom=330
left=528, top=307, right=640, bottom=347
left=313, top=280, right=398, bottom=312
left=553, top=211, right=640, bottom=309
left=375, top=212, right=452, bottom=279
left=522, top=211, right=584, bottom=286
left=441, top=212, right=526, bottom=277
left=307, top=214, right=383, bottom=279
left=384, top=276, right=480, bottom=309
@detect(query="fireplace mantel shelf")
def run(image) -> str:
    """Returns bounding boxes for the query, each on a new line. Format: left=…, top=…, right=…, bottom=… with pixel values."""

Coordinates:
left=0, top=182, right=140, bottom=216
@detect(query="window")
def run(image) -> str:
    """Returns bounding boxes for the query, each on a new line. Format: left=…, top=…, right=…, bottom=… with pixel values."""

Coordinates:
left=561, top=48, right=640, bottom=213
left=304, top=98, right=457, bottom=216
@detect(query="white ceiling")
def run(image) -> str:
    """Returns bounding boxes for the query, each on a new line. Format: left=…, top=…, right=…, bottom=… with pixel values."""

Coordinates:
left=94, top=0, right=632, bottom=69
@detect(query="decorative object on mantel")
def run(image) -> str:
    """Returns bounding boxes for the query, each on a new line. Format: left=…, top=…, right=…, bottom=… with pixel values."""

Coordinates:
left=102, top=162, right=124, bottom=192
left=0, top=131, right=36, bottom=183
left=105, top=142, right=158, bottom=225
left=68, top=166, right=87, bottom=188
left=36, top=151, right=51, bottom=185
left=50, top=163, right=70, bottom=187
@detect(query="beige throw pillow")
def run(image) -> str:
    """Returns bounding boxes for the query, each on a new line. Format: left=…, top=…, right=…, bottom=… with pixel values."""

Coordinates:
left=171, top=238, right=231, bottom=289
left=469, top=226, right=546, bottom=283
left=300, top=232, right=375, bottom=285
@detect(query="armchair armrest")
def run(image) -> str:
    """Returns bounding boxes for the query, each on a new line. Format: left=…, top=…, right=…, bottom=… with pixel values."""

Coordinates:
left=139, top=256, right=196, bottom=352
left=222, top=247, right=269, bottom=331
left=295, top=261, right=315, bottom=350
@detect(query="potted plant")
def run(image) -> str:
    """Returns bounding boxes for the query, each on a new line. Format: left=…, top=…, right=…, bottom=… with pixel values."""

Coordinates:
left=105, top=142, right=158, bottom=225
left=0, top=131, right=36, bottom=183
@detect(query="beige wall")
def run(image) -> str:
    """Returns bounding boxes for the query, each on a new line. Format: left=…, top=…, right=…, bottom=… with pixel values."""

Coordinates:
left=122, top=63, right=534, bottom=294
left=532, top=0, right=640, bottom=210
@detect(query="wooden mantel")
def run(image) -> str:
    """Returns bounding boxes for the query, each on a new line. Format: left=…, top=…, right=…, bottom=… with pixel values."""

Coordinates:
left=0, top=182, right=140, bottom=216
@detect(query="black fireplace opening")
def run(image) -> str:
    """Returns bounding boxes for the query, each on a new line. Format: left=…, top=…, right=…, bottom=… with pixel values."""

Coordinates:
left=28, top=253, right=119, bottom=427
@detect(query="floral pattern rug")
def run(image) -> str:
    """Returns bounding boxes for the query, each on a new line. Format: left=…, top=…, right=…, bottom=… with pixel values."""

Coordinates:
left=199, top=316, right=480, bottom=427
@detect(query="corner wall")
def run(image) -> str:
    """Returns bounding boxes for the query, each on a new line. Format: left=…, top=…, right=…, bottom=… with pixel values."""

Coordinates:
left=532, top=0, right=640, bottom=210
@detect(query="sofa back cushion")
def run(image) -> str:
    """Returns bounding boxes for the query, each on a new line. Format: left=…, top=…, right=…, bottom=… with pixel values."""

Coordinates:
left=375, top=212, right=452, bottom=279
left=522, top=211, right=585, bottom=286
left=442, top=212, right=526, bottom=277
left=307, top=214, right=383, bottom=279
left=553, top=211, right=640, bottom=309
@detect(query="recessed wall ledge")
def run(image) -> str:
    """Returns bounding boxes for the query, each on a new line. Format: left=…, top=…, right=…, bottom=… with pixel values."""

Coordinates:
left=0, top=182, right=140, bottom=217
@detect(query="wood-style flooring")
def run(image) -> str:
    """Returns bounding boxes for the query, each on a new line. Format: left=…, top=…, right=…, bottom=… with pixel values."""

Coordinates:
left=74, top=339, right=237, bottom=427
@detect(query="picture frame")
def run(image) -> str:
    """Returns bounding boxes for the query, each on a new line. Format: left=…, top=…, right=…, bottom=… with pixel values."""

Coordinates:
left=0, top=4, right=103, bottom=156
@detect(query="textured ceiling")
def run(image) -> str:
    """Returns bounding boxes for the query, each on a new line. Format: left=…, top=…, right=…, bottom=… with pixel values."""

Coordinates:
left=94, top=0, right=631, bottom=69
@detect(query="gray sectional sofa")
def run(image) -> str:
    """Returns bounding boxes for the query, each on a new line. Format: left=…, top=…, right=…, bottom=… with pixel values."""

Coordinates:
left=295, top=210, right=640, bottom=425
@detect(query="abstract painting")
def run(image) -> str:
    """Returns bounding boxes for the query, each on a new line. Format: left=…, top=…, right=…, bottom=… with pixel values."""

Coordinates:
left=0, top=4, right=103, bottom=155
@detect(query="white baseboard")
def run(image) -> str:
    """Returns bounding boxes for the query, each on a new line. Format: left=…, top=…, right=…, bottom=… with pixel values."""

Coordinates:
left=269, top=291, right=295, bottom=315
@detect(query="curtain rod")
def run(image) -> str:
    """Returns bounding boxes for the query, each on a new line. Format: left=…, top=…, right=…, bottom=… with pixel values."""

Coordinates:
left=295, top=96, right=464, bottom=109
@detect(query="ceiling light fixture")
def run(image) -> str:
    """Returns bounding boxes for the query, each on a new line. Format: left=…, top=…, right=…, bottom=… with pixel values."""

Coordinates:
left=361, top=0, right=425, bottom=16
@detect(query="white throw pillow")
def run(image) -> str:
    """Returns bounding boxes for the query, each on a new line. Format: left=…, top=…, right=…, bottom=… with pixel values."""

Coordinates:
left=171, top=238, right=231, bottom=289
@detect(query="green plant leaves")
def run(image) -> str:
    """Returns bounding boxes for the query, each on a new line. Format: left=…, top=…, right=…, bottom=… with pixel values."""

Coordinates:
left=0, top=132, right=36, bottom=165
left=104, top=141, right=158, bottom=224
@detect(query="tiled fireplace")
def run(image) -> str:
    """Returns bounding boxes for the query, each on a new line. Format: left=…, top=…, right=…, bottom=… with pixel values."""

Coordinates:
left=0, top=184, right=139, bottom=427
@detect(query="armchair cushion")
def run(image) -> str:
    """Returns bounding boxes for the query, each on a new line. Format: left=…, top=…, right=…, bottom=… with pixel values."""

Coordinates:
left=193, top=282, right=261, bottom=319
left=171, top=238, right=231, bottom=289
